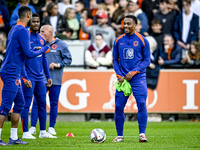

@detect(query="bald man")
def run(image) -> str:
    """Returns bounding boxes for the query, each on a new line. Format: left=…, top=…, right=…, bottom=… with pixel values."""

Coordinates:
left=29, top=25, right=72, bottom=136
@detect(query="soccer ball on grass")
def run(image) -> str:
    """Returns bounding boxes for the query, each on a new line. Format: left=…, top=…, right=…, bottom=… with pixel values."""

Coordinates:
left=90, top=128, right=106, bottom=143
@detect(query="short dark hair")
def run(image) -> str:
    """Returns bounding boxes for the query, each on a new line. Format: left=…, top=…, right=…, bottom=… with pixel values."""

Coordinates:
left=151, top=19, right=162, bottom=25
left=32, top=13, right=40, bottom=18
left=18, top=6, right=32, bottom=19
left=65, top=28, right=73, bottom=34
left=159, top=0, right=169, bottom=4
left=75, top=0, right=84, bottom=5
left=164, top=33, right=174, bottom=40
left=81, top=8, right=92, bottom=19
left=182, top=0, right=191, bottom=4
left=125, top=15, right=137, bottom=24
left=95, top=33, right=103, bottom=38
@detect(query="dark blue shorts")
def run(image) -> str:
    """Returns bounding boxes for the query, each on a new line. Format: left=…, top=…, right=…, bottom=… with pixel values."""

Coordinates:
left=0, top=73, right=25, bottom=116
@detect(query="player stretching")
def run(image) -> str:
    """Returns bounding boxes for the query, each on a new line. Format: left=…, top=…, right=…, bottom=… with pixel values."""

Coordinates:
left=112, top=15, right=150, bottom=142
left=0, top=7, right=49, bottom=145
left=21, top=13, right=56, bottom=139
left=29, top=25, right=72, bottom=136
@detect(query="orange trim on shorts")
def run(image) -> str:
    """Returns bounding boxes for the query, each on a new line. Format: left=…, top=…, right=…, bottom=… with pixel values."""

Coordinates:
left=115, top=34, right=125, bottom=46
left=135, top=31, right=145, bottom=46
left=17, top=22, right=25, bottom=27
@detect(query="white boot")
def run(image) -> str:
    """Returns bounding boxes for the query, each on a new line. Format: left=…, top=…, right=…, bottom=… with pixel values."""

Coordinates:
left=39, top=131, right=57, bottom=138
left=48, top=127, right=57, bottom=135
left=22, top=132, right=36, bottom=139
left=29, top=127, right=36, bottom=135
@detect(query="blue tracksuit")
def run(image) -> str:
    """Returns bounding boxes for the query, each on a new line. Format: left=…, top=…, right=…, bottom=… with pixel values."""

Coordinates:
left=21, top=31, right=51, bottom=132
left=113, top=31, right=151, bottom=135
left=0, top=22, right=49, bottom=116
left=31, top=38, right=72, bottom=128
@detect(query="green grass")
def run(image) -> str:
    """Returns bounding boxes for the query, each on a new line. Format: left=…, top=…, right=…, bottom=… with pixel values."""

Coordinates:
left=0, top=121, right=200, bottom=150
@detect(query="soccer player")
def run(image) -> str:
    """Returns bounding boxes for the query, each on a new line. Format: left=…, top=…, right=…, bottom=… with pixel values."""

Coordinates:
left=112, top=15, right=151, bottom=142
left=0, top=6, right=49, bottom=145
left=29, top=25, right=72, bottom=136
left=20, top=13, right=56, bottom=139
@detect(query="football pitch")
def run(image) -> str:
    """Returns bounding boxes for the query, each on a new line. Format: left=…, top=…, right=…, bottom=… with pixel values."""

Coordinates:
left=0, top=121, right=199, bottom=150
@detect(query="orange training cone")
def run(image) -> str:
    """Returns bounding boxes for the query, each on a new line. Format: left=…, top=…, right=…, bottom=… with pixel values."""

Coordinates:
left=66, top=133, right=75, bottom=137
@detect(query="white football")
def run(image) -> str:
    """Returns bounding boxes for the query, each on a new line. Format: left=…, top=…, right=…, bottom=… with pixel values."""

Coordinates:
left=90, top=128, right=106, bottom=143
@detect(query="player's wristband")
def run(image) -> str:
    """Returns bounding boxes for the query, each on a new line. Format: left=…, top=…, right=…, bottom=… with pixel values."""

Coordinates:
left=57, top=63, right=60, bottom=68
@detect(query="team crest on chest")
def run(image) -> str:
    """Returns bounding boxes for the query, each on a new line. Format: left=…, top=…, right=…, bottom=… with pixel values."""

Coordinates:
left=123, top=48, right=134, bottom=59
left=15, top=79, right=19, bottom=86
left=40, top=39, right=44, bottom=45
left=133, top=41, right=138, bottom=46
left=52, top=44, right=57, bottom=49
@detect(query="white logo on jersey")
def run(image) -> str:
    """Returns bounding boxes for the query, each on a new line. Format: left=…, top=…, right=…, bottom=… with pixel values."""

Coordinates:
left=123, top=48, right=134, bottom=59
left=37, top=54, right=42, bottom=57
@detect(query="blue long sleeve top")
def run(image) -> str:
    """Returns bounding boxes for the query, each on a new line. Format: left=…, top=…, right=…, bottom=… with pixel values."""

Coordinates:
left=0, top=22, right=49, bottom=78
left=113, top=31, right=151, bottom=84
left=21, top=31, right=51, bottom=82
left=46, top=38, right=72, bottom=85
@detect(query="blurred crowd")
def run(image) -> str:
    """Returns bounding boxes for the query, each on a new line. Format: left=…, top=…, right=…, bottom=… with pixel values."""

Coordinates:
left=0, top=0, right=200, bottom=71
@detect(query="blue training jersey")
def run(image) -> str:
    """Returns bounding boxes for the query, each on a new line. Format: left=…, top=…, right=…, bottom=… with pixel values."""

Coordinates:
left=112, top=31, right=151, bottom=83
left=0, top=22, right=49, bottom=78
left=21, top=31, right=51, bottom=82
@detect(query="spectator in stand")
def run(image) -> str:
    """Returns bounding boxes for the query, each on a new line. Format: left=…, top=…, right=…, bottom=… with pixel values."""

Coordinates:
left=10, top=0, right=36, bottom=27
left=141, top=0, right=159, bottom=25
left=92, top=3, right=111, bottom=26
left=154, top=0, right=177, bottom=34
left=0, top=31, right=6, bottom=67
left=168, top=0, right=182, bottom=15
left=80, top=12, right=116, bottom=49
left=128, top=0, right=149, bottom=35
left=64, top=8, right=80, bottom=40
left=82, top=0, right=104, bottom=8
left=156, top=34, right=182, bottom=68
left=39, top=0, right=53, bottom=21
left=145, top=36, right=161, bottom=90
left=111, top=0, right=129, bottom=36
left=58, top=0, right=74, bottom=15
left=42, top=2, right=69, bottom=37
left=191, top=0, right=200, bottom=31
left=173, top=0, right=199, bottom=57
left=0, top=3, right=10, bottom=34
left=85, top=33, right=112, bottom=69
left=79, top=8, right=93, bottom=40
left=135, top=19, right=142, bottom=33
left=168, top=0, right=181, bottom=14
left=55, top=27, right=73, bottom=40
left=150, top=19, right=164, bottom=48
left=182, top=41, right=200, bottom=67
left=104, top=0, right=119, bottom=19
left=75, top=0, right=85, bottom=22
left=30, top=0, right=46, bottom=15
